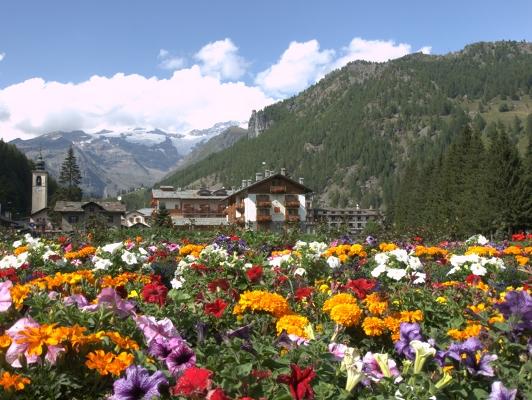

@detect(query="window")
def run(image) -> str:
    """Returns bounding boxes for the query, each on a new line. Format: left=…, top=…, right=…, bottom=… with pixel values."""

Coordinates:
left=36, top=176, right=42, bottom=186
left=68, top=215, right=79, bottom=224
left=287, top=208, right=298, bottom=216
left=258, top=208, right=270, bottom=216
left=107, top=215, right=114, bottom=223
left=135, top=217, right=140, bottom=223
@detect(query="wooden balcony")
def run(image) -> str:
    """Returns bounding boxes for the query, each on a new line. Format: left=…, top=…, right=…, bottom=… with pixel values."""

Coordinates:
left=256, top=200, right=272, bottom=208
left=257, top=215, right=272, bottom=223
left=285, top=215, right=300, bottom=223
left=270, top=185, right=286, bottom=193
left=236, top=201, right=245, bottom=211
left=285, top=200, right=301, bottom=208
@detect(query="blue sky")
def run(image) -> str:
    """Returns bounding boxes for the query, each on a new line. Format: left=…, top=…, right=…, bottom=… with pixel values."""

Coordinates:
left=0, top=0, right=531, bottom=140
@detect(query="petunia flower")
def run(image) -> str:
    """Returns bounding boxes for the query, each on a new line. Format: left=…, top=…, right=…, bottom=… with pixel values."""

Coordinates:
left=83, top=287, right=135, bottom=318
left=409, top=340, right=436, bottom=374
left=362, top=352, right=401, bottom=382
left=204, top=298, right=228, bottom=318
left=148, top=336, right=184, bottom=361
left=171, top=367, right=212, bottom=397
left=488, top=381, right=517, bottom=400
left=134, top=315, right=180, bottom=345
left=0, top=280, right=13, bottom=312
left=277, top=364, right=316, bottom=400
left=494, top=290, right=532, bottom=332
left=165, top=341, right=196, bottom=377
left=340, top=347, right=366, bottom=391
left=110, top=365, right=168, bottom=400
left=394, top=323, right=423, bottom=360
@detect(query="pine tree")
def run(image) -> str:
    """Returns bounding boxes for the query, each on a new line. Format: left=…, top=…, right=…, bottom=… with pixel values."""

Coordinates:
left=59, top=146, right=82, bottom=201
left=154, top=205, right=173, bottom=228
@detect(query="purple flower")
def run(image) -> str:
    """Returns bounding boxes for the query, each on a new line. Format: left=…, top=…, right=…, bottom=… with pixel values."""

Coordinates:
left=446, top=338, right=497, bottom=376
left=494, top=290, right=532, bottom=332
left=134, top=315, right=180, bottom=345
left=148, top=336, right=184, bottom=361
left=111, top=365, right=168, bottom=400
left=365, top=236, right=377, bottom=247
left=394, top=323, right=423, bottom=360
left=81, top=288, right=135, bottom=318
left=328, top=343, right=349, bottom=361
left=0, top=280, right=13, bottom=312
left=165, top=341, right=196, bottom=377
left=362, top=352, right=400, bottom=382
left=64, top=293, right=89, bottom=308
left=488, top=381, right=517, bottom=400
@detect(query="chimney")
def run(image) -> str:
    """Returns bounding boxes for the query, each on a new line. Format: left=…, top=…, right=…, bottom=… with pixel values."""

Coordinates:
left=241, top=179, right=247, bottom=188
left=255, top=172, right=263, bottom=182
left=247, top=179, right=252, bottom=186
left=299, top=177, right=304, bottom=185
left=280, top=168, right=286, bottom=176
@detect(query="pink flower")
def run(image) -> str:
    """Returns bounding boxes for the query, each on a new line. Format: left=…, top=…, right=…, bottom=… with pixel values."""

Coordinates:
left=0, top=280, right=13, bottom=312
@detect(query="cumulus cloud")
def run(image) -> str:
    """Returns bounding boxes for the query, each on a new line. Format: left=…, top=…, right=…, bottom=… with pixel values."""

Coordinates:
left=194, top=38, right=248, bottom=80
left=158, top=48, right=186, bottom=70
left=257, top=38, right=431, bottom=97
left=418, top=46, right=432, bottom=54
left=0, top=52, right=5, bottom=62
left=0, top=67, right=273, bottom=141
left=255, top=40, right=334, bottom=98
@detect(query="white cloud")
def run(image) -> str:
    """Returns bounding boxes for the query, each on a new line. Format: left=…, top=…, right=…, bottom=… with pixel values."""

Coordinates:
left=333, top=38, right=413, bottom=69
left=255, top=40, right=335, bottom=98
left=0, top=52, right=5, bottom=62
left=194, top=38, right=248, bottom=80
left=418, top=46, right=432, bottom=54
left=0, top=67, right=273, bottom=141
left=158, top=48, right=186, bottom=70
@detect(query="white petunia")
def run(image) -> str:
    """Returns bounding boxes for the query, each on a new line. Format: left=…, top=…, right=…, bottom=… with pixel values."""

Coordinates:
left=92, top=256, right=113, bottom=271
left=101, top=242, right=124, bottom=254
left=327, top=256, right=341, bottom=269
left=371, top=264, right=387, bottom=278
left=170, top=277, right=185, bottom=289
left=12, top=240, right=22, bottom=248
left=121, top=250, right=138, bottom=265
left=470, top=263, right=487, bottom=276
left=375, top=252, right=389, bottom=265
left=386, top=268, right=407, bottom=281
left=412, top=272, right=426, bottom=284
left=294, top=267, right=306, bottom=276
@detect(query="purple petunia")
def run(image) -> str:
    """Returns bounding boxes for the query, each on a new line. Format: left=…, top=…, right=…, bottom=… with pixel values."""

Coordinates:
left=80, top=288, right=135, bottom=318
left=165, top=341, right=196, bottom=377
left=446, top=337, right=497, bottom=377
left=148, top=336, right=184, bottom=361
left=110, top=365, right=168, bottom=400
left=488, top=381, right=517, bottom=400
left=134, top=315, right=180, bottom=345
left=394, top=322, right=423, bottom=360
left=494, top=290, right=532, bottom=332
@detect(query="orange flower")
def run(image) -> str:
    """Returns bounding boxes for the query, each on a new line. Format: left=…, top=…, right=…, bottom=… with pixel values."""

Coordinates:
left=363, top=293, right=388, bottom=315
left=379, top=242, right=398, bottom=252
left=322, top=293, right=357, bottom=313
left=235, top=290, right=291, bottom=318
left=503, top=246, right=522, bottom=256
left=0, top=335, right=12, bottom=348
left=85, top=350, right=133, bottom=376
left=0, top=371, right=30, bottom=391
left=276, top=315, right=311, bottom=339
left=515, top=255, right=529, bottom=266
left=362, top=317, right=386, bottom=336
left=10, top=284, right=30, bottom=310
left=329, top=303, right=362, bottom=327
left=16, top=324, right=62, bottom=356
left=13, top=246, right=29, bottom=256
left=104, top=331, right=139, bottom=351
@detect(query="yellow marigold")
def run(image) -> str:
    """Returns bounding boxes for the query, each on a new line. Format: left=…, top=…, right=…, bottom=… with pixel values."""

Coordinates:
left=363, top=293, right=388, bottom=316
left=322, top=293, right=357, bottom=313
left=465, top=246, right=497, bottom=257
left=415, top=245, right=448, bottom=258
left=338, top=254, right=349, bottom=263
left=524, top=246, right=532, bottom=255
left=348, top=244, right=367, bottom=258
left=330, top=303, right=362, bottom=327
left=318, top=284, right=330, bottom=294
left=235, top=290, right=291, bottom=318
left=488, top=313, right=505, bottom=324
left=468, top=303, right=487, bottom=313
left=441, top=281, right=460, bottom=287
left=179, top=244, right=205, bottom=258
left=515, top=255, right=529, bottom=266
left=105, top=331, right=139, bottom=351
left=503, top=246, right=522, bottom=256
left=379, top=242, right=398, bottom=252
left=16, top=324, right=62, bottom=356
left=447, top=324, right=482, bottom=341
left=0, top=371, right=30, bottom=391
left=271, top=249, right=292, bottom=257
left=436, top=296, right=447, bottom=304
left=276, top=314, right=311, bottom=338
left=399, top=310, right=424, bottom=323
left=85, top=350, right=117, bottom=376
left=10, top=284, right=30, bottom=310
left=13, top=245, right=29, bottom=256
left=362, top=317, right=386, bottom=336
left=0, top=334, right=12, bottom=348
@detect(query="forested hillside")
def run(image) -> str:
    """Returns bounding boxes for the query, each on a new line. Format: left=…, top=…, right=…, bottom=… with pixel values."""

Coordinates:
left=0, top=141, right=34, bottom=217
left=160, top=41, right=532, bottom=231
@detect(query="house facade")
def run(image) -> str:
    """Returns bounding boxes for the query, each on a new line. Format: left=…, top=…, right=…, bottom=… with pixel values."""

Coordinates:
left=151, top=187, right=231, bottom=229
left=122, top=208, right=152, bottom=228
left=54, top=201, right=126, bottom=231
left=224, top=173, right=312, bottom=231
left=310, top=207, right=380, bottom=234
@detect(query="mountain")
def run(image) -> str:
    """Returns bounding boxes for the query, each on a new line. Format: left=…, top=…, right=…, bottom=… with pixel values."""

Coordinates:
left=10, top=121, right=244, bottom=197
left=160, top=41, right=532, bottom=212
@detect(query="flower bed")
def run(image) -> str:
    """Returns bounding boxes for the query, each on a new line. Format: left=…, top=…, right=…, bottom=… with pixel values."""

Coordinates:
left=0, top=232, right=530, bottom=399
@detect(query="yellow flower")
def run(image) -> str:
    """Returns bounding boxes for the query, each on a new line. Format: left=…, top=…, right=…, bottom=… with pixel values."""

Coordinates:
left=379, top=242, right=398, bottom=252
left=14, top=245, right=29, bottom=256
left=362, top=317, right=386, bottom=336
left=235, top=290, right=291, bottom=318
left=465, top=246, right=497, bottom=257
left=515, top=255, right=529, bottom=266
left=399, top=310, right=424, bottom=323
left=276, top=314, right=311, bottom=339
left=322, top=293, right=357, bottom=313
left=488, top=313, right=505, bottom=324
left=16, top=324, right=62, bottom=356
left=468, top=303, right=486, bottom=313
left=436, top=297, right=447, bottom=304
left=128, top=290, right=139, bottom=298
left=10, top=284, right=30, bottom=310
left=503, top=246, right=522, bottom=256
left=447, top=324, right=482, bottom=341
left=363, top=293, right=388, bottom=315
left=318, top=284, right=330, bottom=293
left=0, top=371, right=30, bottom=391
left=329, top=303, right=362, bottom=327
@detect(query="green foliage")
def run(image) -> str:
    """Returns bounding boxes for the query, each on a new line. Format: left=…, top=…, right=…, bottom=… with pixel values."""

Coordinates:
left=58, top=146, right=83, bottom=200
left=0, top=140, right=33, bottom=217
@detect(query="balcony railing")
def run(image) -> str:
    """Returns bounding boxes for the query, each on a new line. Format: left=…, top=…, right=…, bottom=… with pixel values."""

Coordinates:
left=270, top=185, right=286, bottom=193
left=285, top=200, right=300, bottom=208
left=257, top=215, right=272, bottom=223
left=285, top=215, right=300, bottom=223
left=256, top=200, right=272, bottom=208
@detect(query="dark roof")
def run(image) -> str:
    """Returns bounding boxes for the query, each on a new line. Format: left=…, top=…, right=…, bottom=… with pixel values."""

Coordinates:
left=225, top=173, right=312, bottom=201
left=54, top=201, right=126, bottom=213
left=30, top=207, right=50, bottom=217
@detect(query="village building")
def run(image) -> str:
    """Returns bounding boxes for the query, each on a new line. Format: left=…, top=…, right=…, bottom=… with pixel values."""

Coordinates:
left=151, top=186, right=232, bottom=229
left=54, top=201, right=125, bottom=232
left=224, top=170, right=313, bottom=231
left=309, top=206, right=380, bottom=235
left=29, top=154, right=53, bottom=231
left=122, top=208, right=153, bottom=228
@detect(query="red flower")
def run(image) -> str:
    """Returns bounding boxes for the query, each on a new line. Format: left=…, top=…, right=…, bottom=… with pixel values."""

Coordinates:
left=246, top=265, right=263, bottom=283
left=343, top=278, right=376, bottom=299
left=277, top=364, right=316, bottom=400
left=512, top=232, right=525, bottom=242
left=251, top=369, right=272, bottom=380
left=141, top=282, right=168, bottom=306
left=191, top=263, right=209, bottom=272
left=204, top=298, right=228, bottom=318
left=230, top=235, right=240, bottom=241
left=294, top=287, right=314, bottom=302
left=0, top=267, right=19, bottom=283
left=465, top=274, right=482, bottom=285
left=208, top=388, right=230, bottom=400
left=208, top=279, right=230, bottom=293
left=171, top=367, right=212, bottom=396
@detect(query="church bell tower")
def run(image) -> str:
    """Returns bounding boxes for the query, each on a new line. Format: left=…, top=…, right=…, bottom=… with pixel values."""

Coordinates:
left=31, top=153, right=48, bottom=215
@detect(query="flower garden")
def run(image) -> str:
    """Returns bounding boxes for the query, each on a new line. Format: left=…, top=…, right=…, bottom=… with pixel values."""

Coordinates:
left=0, top=230, right=530, bottom=399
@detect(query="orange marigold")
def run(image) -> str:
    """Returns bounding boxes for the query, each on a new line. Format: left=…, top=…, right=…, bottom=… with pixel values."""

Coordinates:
left=0, top=371, right=30, bottom=391
left=362, top=317, right=387, bottom=336
left=363, top=293, right=388, bottom=316
left=379, top=242, right=398, bottom=252
left=16, top=324, right=62, bottom=356
left=10, top=284, right=30, bottom=310
left=235, top=290, right=291, bottom=318
left=276, top=314, right=310, bottom=338
left=329, top=303, right=362, bottom=327
left=13, top=246, right=29, bottom=256
left=322, top=293, right=357, bottom=313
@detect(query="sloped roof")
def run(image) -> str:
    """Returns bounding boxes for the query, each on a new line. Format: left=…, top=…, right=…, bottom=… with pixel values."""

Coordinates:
left=225, top=173, right=312, bottom=200
left=152, top=188, right=233, bottom=200
left=171, top=216, right=228, bottom=226
left=54, top=201, right=126, bottom=213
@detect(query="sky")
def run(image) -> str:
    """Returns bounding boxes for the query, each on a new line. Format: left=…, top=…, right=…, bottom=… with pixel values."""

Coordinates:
left=0, top=0, right=531, bottom=141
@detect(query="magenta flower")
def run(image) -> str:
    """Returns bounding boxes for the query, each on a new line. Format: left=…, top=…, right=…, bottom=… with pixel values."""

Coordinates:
left=134, top=315, right=180, bottom=345
left=81, top=288, right=135, bottom=317
left=148, top=336, right=184, bottom=361
left=165, top=341, right=196, bottom=377
left=0, top=280, right=13, bottom=312
left=488, top=381, right=517, bottom=400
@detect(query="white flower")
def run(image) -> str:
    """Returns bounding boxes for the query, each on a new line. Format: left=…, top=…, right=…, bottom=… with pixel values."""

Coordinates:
left=138, top=247, right=148, bottom=256
left=412, top=272, right=426, bottom=284
left=92, top=256, right=113, bottom=271
left=390, top=249, right=409, bottom=264
left=101, top=242, right=123, bottom=254
left=477, top=235, right=489, bottom=245
left=407, top=256, right=423, bottom=270
left=482, top=257, right=505, bottom=270
left=121, top=250, right=138, bottom=265
left=450, top=254, right=480, bottom=268
left=410, top=340, right=436, bottom=373
left=294, top=267, right=306, bottom=276
left=243, top=262, right=253, bottom=269
left=470, top=263, right=487, bottom=276
left=375, top=252, right=389, bottom=265
left=12, top=240, right=22, bottom=248
left=170, top=277, right=185, bottom=289
left=371, top=264, right=387, bottom=278
left=386, top=268, right=407, bottom=281
left=326, top=256, right=340, bottom=269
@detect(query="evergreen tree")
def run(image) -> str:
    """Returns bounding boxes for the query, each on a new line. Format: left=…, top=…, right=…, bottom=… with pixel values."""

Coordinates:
left=59, top=146, right=82, bottom=201
left=154, top=205, right=173, bottom=228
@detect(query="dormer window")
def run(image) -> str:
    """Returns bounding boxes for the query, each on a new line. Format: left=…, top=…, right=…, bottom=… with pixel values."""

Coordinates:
left=36, top=176, right=42, bottom=186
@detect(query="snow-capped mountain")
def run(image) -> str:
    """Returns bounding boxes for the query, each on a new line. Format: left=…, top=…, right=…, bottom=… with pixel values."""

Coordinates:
left=10, top=121, right=245, bottom=197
